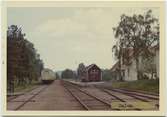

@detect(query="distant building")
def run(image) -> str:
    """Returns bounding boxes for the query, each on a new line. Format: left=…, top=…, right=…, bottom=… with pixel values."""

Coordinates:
left=121, top=48, right=139, bottom=81
left=110, top=45, right=159, bottom=81
left=81, top=64, right=102, bottom=82
left=110, top=61, right=120, bottom=81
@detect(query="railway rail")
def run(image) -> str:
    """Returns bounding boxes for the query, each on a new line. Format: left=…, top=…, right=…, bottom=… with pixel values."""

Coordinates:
left=110, top=88, right=159, bottom=100
left=8, top=80, right=159, bottom=110
left=117, top=88, right=159, bottom=96
left=7, top=95, right=22, bottom=102
left=7, top=85, right=41, bottom=102
left=96, top=87, right=150, bottom=102
left=62, top=81, right=113, bottom=110
left=63, top=80, right=144, bottom=110
left=95, top=86, right=159, bottom=110
left=8, top=85, right=49, bottom=110
left=64, top=80, right=159, bottom=110
left=96, top=87, right=159, bottom=110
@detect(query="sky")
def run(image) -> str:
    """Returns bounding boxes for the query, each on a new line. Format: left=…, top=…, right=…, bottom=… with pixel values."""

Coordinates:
left=7, top=7, right=159, bottom=71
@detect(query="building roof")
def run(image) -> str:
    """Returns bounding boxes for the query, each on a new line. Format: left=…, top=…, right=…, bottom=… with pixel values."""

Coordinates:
left=110, top=61, right=119, bottom=71
left=85, top=64, right=101, bottom=71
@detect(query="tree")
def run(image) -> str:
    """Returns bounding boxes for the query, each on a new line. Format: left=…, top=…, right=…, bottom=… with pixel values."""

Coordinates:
left=7, top=25, right=25, bottom=40
left=102, top=69, right=113, bottom=81
left=141, top=55, right=156, bottom=79
left=24, top=39, right=44, bottom=82
left=7, top=25, right=44, bottom=90
left=55, top=72, right=60, bottom=79
left=77, top=63, right=86, bottom=80
left=61, top=69, right=76, bottom=79
left=112, top=10, right=159, bottom=80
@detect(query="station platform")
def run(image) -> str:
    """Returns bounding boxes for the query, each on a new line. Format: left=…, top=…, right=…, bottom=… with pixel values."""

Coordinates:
left=64, top=79, right=105, bottom=87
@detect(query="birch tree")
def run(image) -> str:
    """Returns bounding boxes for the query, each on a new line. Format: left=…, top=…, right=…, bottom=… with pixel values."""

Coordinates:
left=112, top=10, right=159, bottom=80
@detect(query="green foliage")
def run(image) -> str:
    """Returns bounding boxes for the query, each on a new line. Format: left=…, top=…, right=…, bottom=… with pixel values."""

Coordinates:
left=141, top=55, right=156, bottom=73
left=77, top=63, right=86, bottom=79
left=24, top=39, right=44, bottom=81
left=102, top=69, right=113, bottom=81
left=61, top=69, right=77, bottom=79
left=7, top=25, right=44, bottom=89
left=7, top=25, right=25, bottom=39
left=112, top=10, right=159, bottom=80
left=55, top=72, right=60, bottom=79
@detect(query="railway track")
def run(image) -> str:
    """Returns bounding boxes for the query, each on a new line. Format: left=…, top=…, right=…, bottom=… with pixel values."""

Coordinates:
left=8, top=80, right=159, bottom=110
left=96, top=86, right=159, bottom=110
left=95, top=87, right=159, bottom=110
left=93, top=83, right=159, bottom=101
left=15, top=85, right=49, bottom=110
left=97, top=87, right=150, bottom=102
left=7, top=95, right=22, bottom=102
left=7, top=85, right=41, bottom=102
left=94, top=86, right=159, bottom=108
left=62, top=81, right=113, bottom=110
left=8, top=85, right=49, bottom=110
left=89, top=86, right=143, bottom=110
left=63, top=81, right=144, bottom=110
left=117, top=88, right=159, bottom=96
left=110, top=88, right=159, bottom=100
left=64, top=80, right=159, bottom=110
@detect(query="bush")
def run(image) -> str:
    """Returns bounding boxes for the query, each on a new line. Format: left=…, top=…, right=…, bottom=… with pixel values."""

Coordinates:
left=102, top=69, right=113, bottom=81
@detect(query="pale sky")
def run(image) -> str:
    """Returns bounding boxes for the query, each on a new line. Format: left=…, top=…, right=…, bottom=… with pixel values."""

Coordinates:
left=7, top=7, right=159, bottom=71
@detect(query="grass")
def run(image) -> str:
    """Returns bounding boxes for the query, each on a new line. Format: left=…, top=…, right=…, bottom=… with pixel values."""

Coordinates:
left=107, top=79, right=159, bottom=94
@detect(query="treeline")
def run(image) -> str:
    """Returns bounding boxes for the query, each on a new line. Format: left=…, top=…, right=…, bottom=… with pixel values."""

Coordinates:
left=7, top=25, right=44, bottom=92
left=102, top=69, right=113, bottom=81
left=61, top=69, right=77, bottom=79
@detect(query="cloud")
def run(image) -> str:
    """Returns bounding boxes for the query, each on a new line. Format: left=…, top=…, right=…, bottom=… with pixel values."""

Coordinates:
left=35, top=8, right=115, bottom=40
left=36, top=18, right=87, bottom=35
left=32, top=8, right=116, bottom=70
left=22, top=7, right=159, bottom=70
